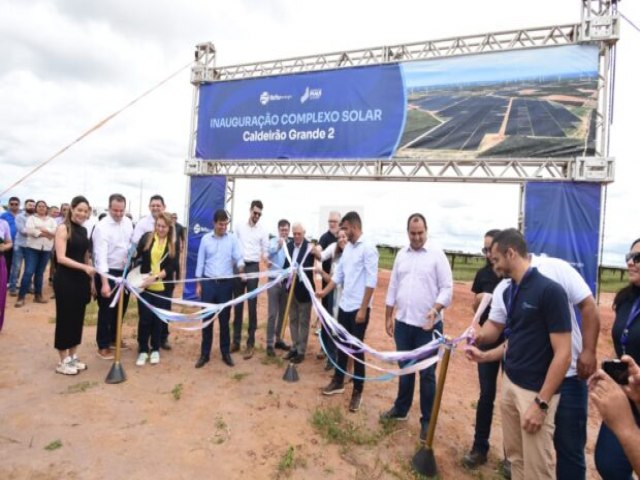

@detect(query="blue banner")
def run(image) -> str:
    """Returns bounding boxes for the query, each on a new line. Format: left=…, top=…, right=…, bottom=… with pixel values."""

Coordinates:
left=184, top=175, right=227, bottom=299
left=196, top=64, right=406, bottom=159
left=524, top=182, right=602, bottom=295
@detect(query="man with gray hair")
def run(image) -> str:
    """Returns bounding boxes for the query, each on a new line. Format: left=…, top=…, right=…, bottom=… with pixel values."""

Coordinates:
left=282, top=222, right=315, bottom=364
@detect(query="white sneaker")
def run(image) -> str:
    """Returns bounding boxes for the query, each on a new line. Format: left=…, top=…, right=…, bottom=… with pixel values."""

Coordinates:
left=56, top=357, right=78, bottom=375
left=136, top=352, right=149, bottom=366
left=149, top=351, right=160, bottom=365
left=71, top=355, right=87, bottom=371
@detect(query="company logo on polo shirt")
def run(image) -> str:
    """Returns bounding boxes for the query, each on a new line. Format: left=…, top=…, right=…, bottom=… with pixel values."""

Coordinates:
left=522, top=302, right=538, bottom=310
left=193, top=223, right=211, bottom=235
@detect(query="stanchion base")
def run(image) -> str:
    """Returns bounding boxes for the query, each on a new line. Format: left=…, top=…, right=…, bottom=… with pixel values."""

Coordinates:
left=412, top=445, right=438, bottom=478
left=105, top=361, right=127, bottom=384
left=282, top=362, right=299, bottom=382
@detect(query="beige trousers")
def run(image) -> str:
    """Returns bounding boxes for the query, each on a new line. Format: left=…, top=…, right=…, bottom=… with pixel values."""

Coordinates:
left=501, top=374, right=560, bottom=480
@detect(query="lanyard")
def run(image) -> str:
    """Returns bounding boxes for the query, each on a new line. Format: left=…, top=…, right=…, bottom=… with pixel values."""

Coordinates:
left=504, top=267, right=533, bottom=339
left=621, top=297, right=640, bottom=355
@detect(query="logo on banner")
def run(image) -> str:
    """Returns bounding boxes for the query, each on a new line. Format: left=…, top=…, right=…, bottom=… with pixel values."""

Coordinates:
left=259, top=91, right=293, bottom=106
left=192, top=223, right=212, bottom=235
left=300, top=86, right=322, bottom=104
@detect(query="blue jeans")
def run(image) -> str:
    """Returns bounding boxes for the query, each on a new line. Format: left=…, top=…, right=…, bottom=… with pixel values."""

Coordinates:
left=19, top=247, right=49, bottom=297
left=595, top=419, right=635, bottom=479
left=332, top=308, right=370, bottom=393
left=8, top=245, right=24, bottom=291
left=201, top=278, right=234, bottom=358
left=393, top=320, right=443, bottom=430
left=554, top=376, right=588, bottom=480
left=472, top=346, right=502, bottom=454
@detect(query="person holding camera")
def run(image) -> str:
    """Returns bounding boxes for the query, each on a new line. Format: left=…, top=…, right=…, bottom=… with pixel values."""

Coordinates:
left=593, top=238, right=640, bottom=479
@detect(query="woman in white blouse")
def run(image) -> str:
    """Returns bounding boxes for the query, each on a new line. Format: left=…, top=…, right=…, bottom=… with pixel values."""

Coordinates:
left=16, top=200, right=57, bottom=307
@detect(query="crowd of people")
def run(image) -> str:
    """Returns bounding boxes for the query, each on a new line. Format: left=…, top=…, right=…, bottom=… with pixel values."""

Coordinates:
left=1, top=194, right=639, bottom=479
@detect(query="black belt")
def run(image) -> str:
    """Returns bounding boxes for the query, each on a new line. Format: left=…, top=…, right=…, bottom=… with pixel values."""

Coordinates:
left=244, top=261, right=259, bottom=265
left=205, top=277, right=232, bottom=284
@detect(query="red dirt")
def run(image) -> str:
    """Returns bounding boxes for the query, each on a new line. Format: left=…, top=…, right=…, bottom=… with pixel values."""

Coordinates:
left=0, top=269, right=616, bottom=479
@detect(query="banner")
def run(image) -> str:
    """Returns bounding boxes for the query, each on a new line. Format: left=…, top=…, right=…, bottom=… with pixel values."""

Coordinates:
left=184, top=175, right=226, bottom=299
left=524, top=181, right=602, bottom=295
left=196, top=45, right=599, bottom=160
left=196, top=64, right=405, bottom=159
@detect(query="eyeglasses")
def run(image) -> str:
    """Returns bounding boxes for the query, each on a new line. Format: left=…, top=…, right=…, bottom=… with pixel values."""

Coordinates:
left=625, top=252, right=640, bottom=265
left=251, top=210, right=262, bottom=217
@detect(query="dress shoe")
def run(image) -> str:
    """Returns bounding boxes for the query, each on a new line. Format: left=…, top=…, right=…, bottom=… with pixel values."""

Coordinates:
left=34, top=294, right=48, bottom=304
left=291, top=354, right=304, bottom=364
left=15, top=297, right=25, bottom=308
left=266, top=346, right=276, bottom=357
left=222, top=354, right=234, bottom=367
left=160, top=340, right=172, bottom=351
left=274, top=340, right=290, bottom=351
left=283, top=350, right=298, bottom=360
left=230, top=343, right=240, bottom=353
left=242, top=346, right=254, bottom=360
left=97, top=348, right=114, bottom=360
left=195, top=356, right=209, bottom=368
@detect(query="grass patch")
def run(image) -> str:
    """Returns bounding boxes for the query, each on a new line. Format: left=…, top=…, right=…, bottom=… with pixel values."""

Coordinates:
left=171, top=383, right=183, bottom=401
left=261, top=355, right=284, bottom=368
left=311, top=406, right=397, bottom=446
left=231, top=372, right=249, bottom=381
left=44, top=439, right=63, bottom=451
left=66, top=381, right=98, bottom=394
left=211, top=415, right=229, bottom=445
left=277, top=445, right=306, bottom=475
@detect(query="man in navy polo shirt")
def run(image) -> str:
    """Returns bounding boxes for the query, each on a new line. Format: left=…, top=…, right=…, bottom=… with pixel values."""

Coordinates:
left=466, top=229, right=572, bottom=480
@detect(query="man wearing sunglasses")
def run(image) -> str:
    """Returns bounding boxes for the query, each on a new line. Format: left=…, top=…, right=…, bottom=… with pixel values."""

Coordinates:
left=232, top=200, right=269, bottom=360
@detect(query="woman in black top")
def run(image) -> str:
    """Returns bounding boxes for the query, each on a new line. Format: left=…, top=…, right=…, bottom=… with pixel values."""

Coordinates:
left=595, top=238, right=640, bottom=479
left=53, top=196, right=95, bottom=375
left=135, top=213, right=177, bottom=366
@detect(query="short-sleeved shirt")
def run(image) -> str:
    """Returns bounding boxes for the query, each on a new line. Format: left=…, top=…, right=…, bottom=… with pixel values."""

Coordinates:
left=332, top=234, right=378, bottom=312
left=471, top=262, right=500, bottom=325
left=501, top=267, right=571, bottom=392
left=490, top=255, right=592, bottom=377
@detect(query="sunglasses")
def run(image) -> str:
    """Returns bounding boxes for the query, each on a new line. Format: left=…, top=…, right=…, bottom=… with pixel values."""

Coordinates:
left=625, top=252, right=640, bottom=265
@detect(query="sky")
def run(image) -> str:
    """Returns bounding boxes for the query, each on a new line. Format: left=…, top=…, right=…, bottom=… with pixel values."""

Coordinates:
left=0, top=0, right=638, bottom=266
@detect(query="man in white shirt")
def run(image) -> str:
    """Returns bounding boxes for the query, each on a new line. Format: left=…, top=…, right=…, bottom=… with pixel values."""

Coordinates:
left=92, top=194, right=134, bottom=360
left=317, top=211, right=379, bottom=413
left=380, top=213, right=453, bottom=442
left=232, top=200, right=269, bottom=360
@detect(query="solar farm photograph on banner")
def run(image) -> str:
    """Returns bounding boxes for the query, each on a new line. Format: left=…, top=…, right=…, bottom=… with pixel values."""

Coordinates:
left=195, top=44, right=598, bottom=160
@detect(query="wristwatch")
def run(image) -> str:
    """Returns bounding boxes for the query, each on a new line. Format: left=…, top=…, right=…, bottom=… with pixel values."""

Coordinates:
left=534, top=396, right=549, bottom=412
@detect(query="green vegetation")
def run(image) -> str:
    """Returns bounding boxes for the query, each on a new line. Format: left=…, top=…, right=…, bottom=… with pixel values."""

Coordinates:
left=232, top=372, right=249, bottom=381
left=398, top=109, right=442, bottom=147
left=171, top=383, right=183, bottom=401
left=277, top=445, right=306, bottom=475
left=66, top=381, right=98, bottom=394
left=311, top=406, right=397, bottom=446
left=44, top=439, right=63, bottom=451
left=377, top=246, right=626, bottom=293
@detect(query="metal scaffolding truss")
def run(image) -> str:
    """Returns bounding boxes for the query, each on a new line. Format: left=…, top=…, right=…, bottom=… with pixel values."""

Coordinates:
left=185, top=157, right=614, bottom=183
left=192, top=25, right=579, bottom=83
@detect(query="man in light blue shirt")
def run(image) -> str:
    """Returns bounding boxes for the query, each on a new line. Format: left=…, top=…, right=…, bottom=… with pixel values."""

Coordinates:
left=266, top=219, right=291, bottom=356
left=195, top=209, right=244, bottom=369
left=317, top=211, right=379, bottom=413
left=8, top=199, right=35, bottom=296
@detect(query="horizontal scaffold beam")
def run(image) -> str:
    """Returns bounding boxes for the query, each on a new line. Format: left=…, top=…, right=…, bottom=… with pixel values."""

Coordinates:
left=192, top=24, right=580, bottom=84
left=184, top=157, right=614, bottom=184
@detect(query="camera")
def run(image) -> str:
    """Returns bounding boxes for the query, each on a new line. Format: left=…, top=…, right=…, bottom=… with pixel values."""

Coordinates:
left=602, top=359, right=629, bottom=385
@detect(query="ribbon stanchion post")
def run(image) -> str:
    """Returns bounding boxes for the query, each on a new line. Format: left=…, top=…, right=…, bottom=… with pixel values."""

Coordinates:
left=105, top=284, right=127, bottom=384
left=281, top=270, right=299, bottom=383
left=412, top=337, right=453, bottom=478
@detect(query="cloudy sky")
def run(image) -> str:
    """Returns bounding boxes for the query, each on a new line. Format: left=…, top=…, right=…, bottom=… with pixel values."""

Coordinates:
left=1, top=0, right=638, bottom=265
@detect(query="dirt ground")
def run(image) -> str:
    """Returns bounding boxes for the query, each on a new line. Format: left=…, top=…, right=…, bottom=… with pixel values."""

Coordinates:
left=0, top=269, right=616, bottom=479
